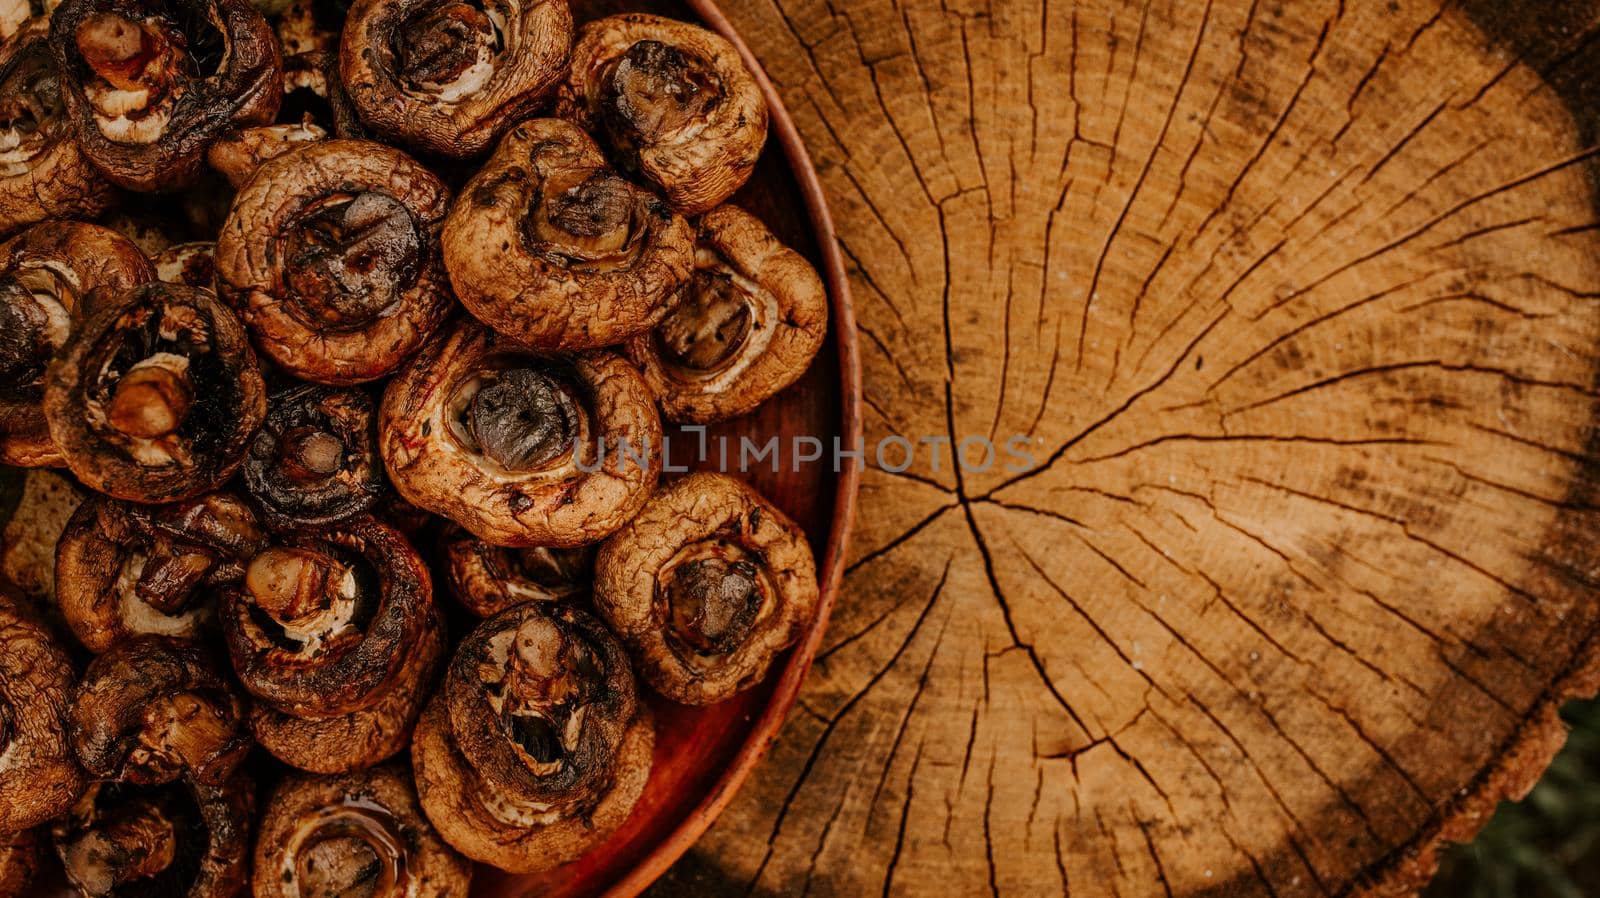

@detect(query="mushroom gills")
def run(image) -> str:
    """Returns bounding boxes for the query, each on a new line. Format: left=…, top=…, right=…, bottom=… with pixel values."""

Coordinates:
left=524, top=168, right=652, bottom=271
left=662, top=541, right=769, bottom=657
left=0, top=43, right=64, bottom=176
left=244, top=545, right=364, bottom=654
left=394, top=0, right=506, bottom=102
left=283, top=191, right=423, bottom=329
left=599, top=39, right=722, bottom=151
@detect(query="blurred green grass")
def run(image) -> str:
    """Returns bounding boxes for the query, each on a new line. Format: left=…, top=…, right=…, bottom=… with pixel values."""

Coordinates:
left=1426, top=696, right=1600, bottom=898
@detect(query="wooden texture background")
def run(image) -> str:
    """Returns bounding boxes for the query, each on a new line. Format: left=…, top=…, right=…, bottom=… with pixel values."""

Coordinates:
left=650, top=0, right=1600, bottom=895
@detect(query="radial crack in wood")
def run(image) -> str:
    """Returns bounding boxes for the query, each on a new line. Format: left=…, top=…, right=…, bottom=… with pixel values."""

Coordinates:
left=659, top=0, right=1600, bottom=896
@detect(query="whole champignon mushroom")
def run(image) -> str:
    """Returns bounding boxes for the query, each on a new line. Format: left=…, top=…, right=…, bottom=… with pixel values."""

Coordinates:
left=441, top=521, right=593, bottom=616
left=411, top=602, right=653, bottom=872
left=339, top=0, right=572, bottom=159
left=442, top=117, right=693, bottom=350
left=69, top=637, right=250, bottom=788
left=43, top=282, right=267, bottom=503
left=556, top=13, right=767, bottom=214
left=0, top=20, right=116, bottom=234
left=215, top=140, right=454, bottom=384
left=47, top=0, right=282, bottom=192
left=151, top=241, right=215, bottom=288
left=244, top=385, right=384, bottom=529
left=221, top=518, right=444, bottom=773
left=0, top=829, right=41, bottom=895
left=51, top=774, right=252, bottom=897
left=380, top=320, right=663, bottom=548
left=0, top=220, right=153, bottom=467
left=0, top=585, right=86, bottom=832
left=595, top=472, right=818, bottom=705
left=55, top=491, right=266, bottom=652
left=253, top=763, right=472, bottom=898
left=627, top=205, right=827, bottom=423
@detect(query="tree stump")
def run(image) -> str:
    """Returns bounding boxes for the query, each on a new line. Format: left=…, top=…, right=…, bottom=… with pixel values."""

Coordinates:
left=657, top=1, right=1600, bottom=896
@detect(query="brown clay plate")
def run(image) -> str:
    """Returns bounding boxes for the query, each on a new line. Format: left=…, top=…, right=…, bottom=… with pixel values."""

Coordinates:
left=470, top=1, right=861, bottom=895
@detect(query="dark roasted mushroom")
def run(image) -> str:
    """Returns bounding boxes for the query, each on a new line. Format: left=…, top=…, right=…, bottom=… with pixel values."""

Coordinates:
left=442, top=117, right=693, bottom=350
left=47, top=0, right=283, bottom=192
left=253, top=763, right=472, bottom=898
left=0, top=585, right=86, bottom=832
left=244, top=384, right=384, bottom=529
left=55, top=492, right=265, bottom=652
left=595, top=472, right=818, bottom=705
left=205, top=120, right=325, bottom=189
left=339, top=0, right=572, bottom=158
left=411, top=602, right=652, bottom=871
left=627, top=205, right=827, bottom=422
left=51, top=774, right=251, bottom=897
left=0, top=19, right=116, bottom=234
left=380, top=320, right=662, bottom=547
left=1, top=468, right=84, bottom=605
left=215, top=139, right=453, bottom=384
left=221, top=519, right=444, bottom=773
left=0, top=220, right=153, bottom=468
left=202, top=50, right=361, bottom=189
left=557, top=13, right=766, bottom=214
left=69, top=637, right=250, bottom=787
left=441, top=521, right=593, bottom=616
left=0, top=828, right=41, bottom=896
left=43, top=282, right=267, bottom=503
left=151, top=240, right=215, bottom=288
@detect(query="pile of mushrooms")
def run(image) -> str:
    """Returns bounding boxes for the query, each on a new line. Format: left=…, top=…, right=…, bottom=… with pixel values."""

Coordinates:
left=0, top=0, right=827, bottom=890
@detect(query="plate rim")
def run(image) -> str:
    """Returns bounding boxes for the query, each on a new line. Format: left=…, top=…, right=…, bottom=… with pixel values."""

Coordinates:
left=596, top=2, right=863, bottom=894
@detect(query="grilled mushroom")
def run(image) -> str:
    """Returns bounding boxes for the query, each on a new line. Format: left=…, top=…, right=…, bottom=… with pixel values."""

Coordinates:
left=47, top=0, right=283, bottom=192
left=557, top=13, right=766, bottom=214
left=254, top=764, right=472, bottom=898
left=221, top=519, right=444, bottom=773
left=441, top=521, right=593, bottom=616
left=203, top=50, right=360, bottom=188
left=441, top=117, right=693, bottom=350
left=55, top=491, right=266, bottom=652
left=627, top=205, right=827, bottom=422
left=0, top=585, right=86, bottom=832
left=0, top=829, right=41, bottom=896
left=215, top=139, right=453, bottom=384
left=595, top=472, right=818, bottom=705
left=411, top=602, right=653, bottom=871
left=43, top=282, right=267, bottom=503
left=151, top=241, right=215, bottom=288
left=69, top=636, right=250, bottom=788
left=0, top=19, right=116, bottom=234
left=0, top=220, right=154, bottom=468
left=380, top=320, right=663, bottom=548
left=339, top=0, right=572, bottom=158
left=244, top=385, right=384, bottom=529
left=51, top=774, right=251, bottom=898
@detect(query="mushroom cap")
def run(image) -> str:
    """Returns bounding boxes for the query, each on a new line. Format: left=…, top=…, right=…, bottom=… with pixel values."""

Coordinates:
left=626, top=204, right=828, bottom=423
left=557, top=13, right=768, bottom=214
left=222, top=518, right=438, bottom=720
left=339, top=0, right=573, bottom=158
left=380, top=320, right=663, bottom=547
left=55, top=492, right=266, bottom=653
left=0, top=587, right=87, bottom=831
left=0, top=20, right=117, bottom=235
left=441, top=521, right=595, bottom=616
left=48, top=0, right=284, bottom=191
left=68, top=636, right=251, bottom=787
left=243, top=384, right=386, bottom=529
left=0, top=220, right=154, bottom=468
left=247, top=619, right=444, bottom=773
left=42, top=282, right=268, bottom=503
left=254, top=763, right=472, bottom=898
left=411, top=602, right=653, bottom=872
left=441, top=118, right=695, bottom=350
left=594, top=472, right=819, bottom=705
left=215, top=139, right=455, bottom=384
left=205, top=121, right=328, bottom=189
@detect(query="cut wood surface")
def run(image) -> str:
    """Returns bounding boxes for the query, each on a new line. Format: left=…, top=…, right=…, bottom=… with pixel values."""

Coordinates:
left=652, top=1, right=1600, bottom=896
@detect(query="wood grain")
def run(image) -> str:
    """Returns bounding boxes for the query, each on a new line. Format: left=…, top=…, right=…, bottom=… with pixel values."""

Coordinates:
left=653, top=1, right=1600, bottom=896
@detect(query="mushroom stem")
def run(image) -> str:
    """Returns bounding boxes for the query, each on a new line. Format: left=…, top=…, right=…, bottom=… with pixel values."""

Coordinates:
left=280, top=428, right=346, bottom=482
left=59, top=796, right=178, bottom=894
left=245, top=546, right=345, bottom=625
left=666, top=554, right=760, bottom=654
left=74, top=13, right=167, bottom=92
left=107, top=363, right=194, bottom=440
